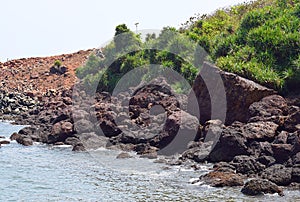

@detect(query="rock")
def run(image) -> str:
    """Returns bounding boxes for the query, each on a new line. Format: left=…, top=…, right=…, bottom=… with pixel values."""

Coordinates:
left=64, top=137, right=80, bottom=146
left=140, top=152, right=158, bottom=159
left=274, top=131, right=288, bottom=144
left=49, top=121, right=74, bottom=143
left=208, top=124, right=249, bottom=162
left=241, top=179, right=284, bottom=196
left=271, top=144, right=293, bottom=163
left=74, top=119, right=94, bottom=134
left=61, top=121, right=73, bottom=134
left=242, top=121, right=278, bottom=141
left=157, top=110, right=200, bottom=155
left=261, top=164, right=292, bottom=186
left=202, top=119, right=224, bottom=142
left=213, top=162, right=236, bottom=173
left=284, top=109, right=300, bottom=132
left=116, top=152, right=133, bottom=159
left=257, top=156, right=276, bottom=167
left=50, top=65, right=68, bottom=75
left=16, top=136, right=33, bottom=146
left=292, top=164, right=300, bottom=183
left=249, top=141, right=273, bottom=157
left=72, top=143, right=86, bottom=152
left=231, top=155, right=265, bottom=175
left=54, top=142, right=65, bottom=145
left=10, top=132, right=21, bottom=141
left=292, top=152, right=300, bottom=165
left=0, top=140, right=10, bottom=144
left=76, top=132, right=108, bottom=150
left=192, top=62, right=275, bottom=125
left=200, top=171, right=244, bottom=187
left=248, top=95, right=288, bottom=124
left=72, top=109, right=90, bottom=121
left=181, top=141, right=213, bottom=163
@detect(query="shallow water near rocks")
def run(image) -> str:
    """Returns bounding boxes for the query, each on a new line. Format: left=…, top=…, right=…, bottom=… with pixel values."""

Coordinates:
left=0, top=122, right=299, bottom=202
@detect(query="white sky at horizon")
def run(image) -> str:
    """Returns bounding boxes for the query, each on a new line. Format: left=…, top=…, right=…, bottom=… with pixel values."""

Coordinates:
left=0, top=0, right=251, bottom=62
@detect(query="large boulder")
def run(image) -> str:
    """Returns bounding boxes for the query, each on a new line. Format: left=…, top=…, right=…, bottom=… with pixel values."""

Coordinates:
left=241, top=179, right=284, bottom=196
left=261, top=164, right=293, bottom=186
left=48, top=121, right=74, bottom=143
left=192, top=62, right=275, bottom=125
left=208, top=124, right=249, bottom=162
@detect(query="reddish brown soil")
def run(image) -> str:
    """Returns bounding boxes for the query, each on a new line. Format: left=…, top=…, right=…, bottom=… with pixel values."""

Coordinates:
left=0, top=49, right=93, bottom=94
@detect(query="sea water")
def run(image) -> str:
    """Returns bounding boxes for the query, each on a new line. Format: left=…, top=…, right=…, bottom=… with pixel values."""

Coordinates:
left=0, top=121, right=299, bottom=202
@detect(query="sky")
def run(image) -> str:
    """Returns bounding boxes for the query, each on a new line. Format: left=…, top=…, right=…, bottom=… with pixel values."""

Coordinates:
left=0, top=0, right=251, bottom=62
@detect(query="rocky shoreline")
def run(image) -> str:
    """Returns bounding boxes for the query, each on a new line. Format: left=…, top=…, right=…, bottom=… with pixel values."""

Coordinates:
left=1, top=52, right=299, bottom=197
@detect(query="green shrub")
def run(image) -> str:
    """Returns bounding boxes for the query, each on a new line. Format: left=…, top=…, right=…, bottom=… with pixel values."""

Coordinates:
left=54, top=60, right=62, bottom=67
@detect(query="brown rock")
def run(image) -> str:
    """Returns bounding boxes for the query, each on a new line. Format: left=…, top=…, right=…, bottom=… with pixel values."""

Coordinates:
left=192, top=62, right=275, bottom=125
left=0, top=140, right=10, bottom=145
left=271, top=144, right=293, bottom=163
left=200, top=171, right=244, bottom=187
left=243, top=121, right=278, bottom=141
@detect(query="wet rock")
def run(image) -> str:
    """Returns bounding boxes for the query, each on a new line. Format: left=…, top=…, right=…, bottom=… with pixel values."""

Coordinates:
left=231, top=155, right=265, bottom=175
left=200, top=171, right=244, bottom=187
left=241, top=179, right=284, bottom=196
left=64, top=137, right=80, bottom=146
left=261, top=164, right=292, bottom=186
left=192, top=62, right=275, bottom=125
left=0, top=140, right=10, bottom=144
left=72, top=143, right=86, bottom=151
left=181, top=141, right=213, bottom=163
left=116, top=152, right=133, bottom=159
left=140, top=152, right=158, bottom=159
left=10, top=132, right=21, bottom=141
left=49, top=121, right=74, bottom=143
left=16, top=136, right=33, bottom=146
left=54, top=142, right=65, bottom=145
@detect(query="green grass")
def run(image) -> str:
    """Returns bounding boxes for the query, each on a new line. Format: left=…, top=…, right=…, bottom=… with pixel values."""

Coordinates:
left=77, top=0, right=300, bottom=94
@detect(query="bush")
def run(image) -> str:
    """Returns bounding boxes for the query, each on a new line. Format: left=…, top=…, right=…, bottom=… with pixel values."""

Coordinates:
left=54, top=60, right=62, bottom=67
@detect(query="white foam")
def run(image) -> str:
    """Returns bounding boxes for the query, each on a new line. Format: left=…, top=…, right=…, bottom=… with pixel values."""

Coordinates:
left=52, top=144, right=72, bottom=148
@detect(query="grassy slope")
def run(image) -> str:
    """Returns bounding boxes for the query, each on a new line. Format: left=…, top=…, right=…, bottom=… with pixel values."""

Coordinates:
left=183, top=0, right=300, bottom=92
left=77, top=0, right=300, bottom=94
